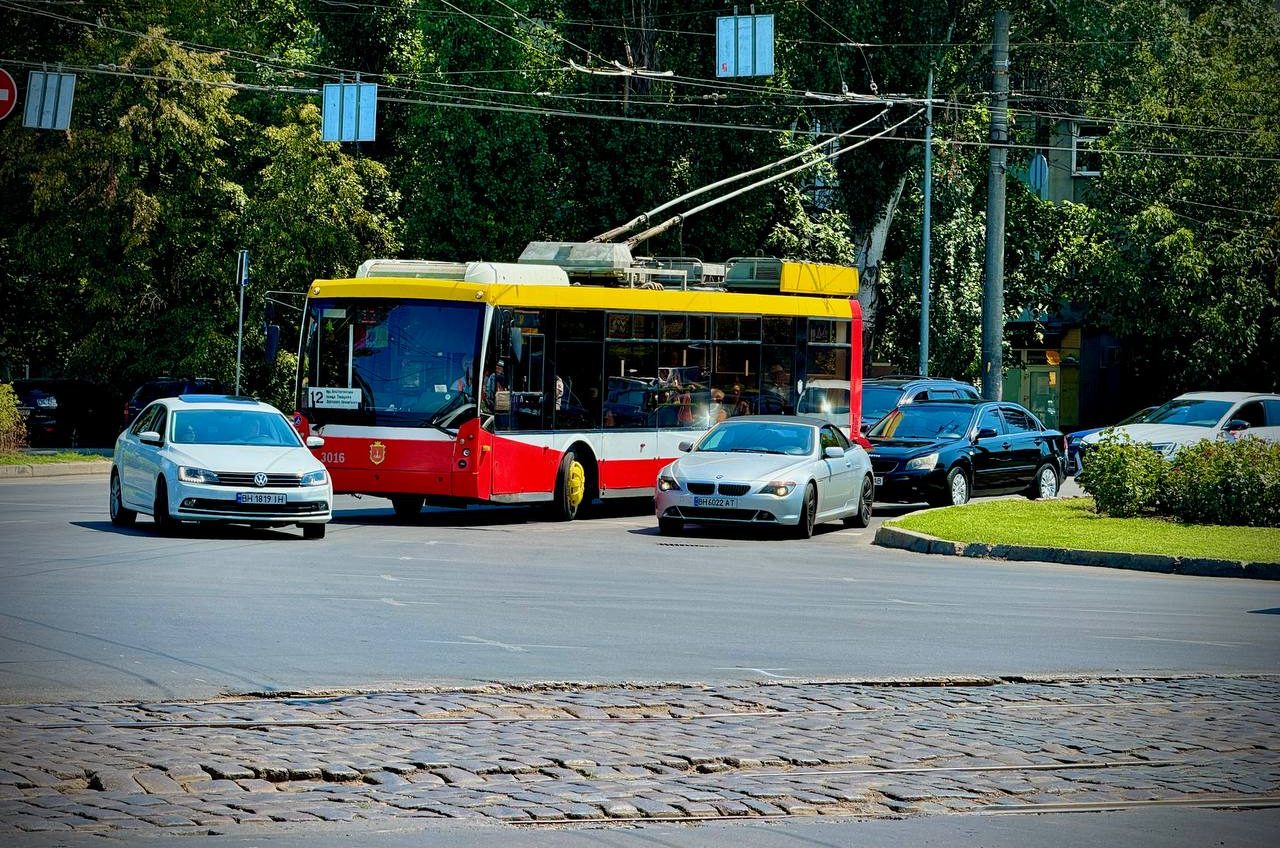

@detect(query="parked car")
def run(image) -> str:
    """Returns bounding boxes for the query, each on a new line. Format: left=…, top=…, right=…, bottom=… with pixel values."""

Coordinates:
left=868, top=399, right=1066, bottom=507
left=110, top=395, right=332, bottom=538
left=14, top=379, right=120, bottom=447
left=123, top=377, right=227, bottom=430
left=1078, top=392, right=1280, bottom=459
left=1065, top=406, right=1156, bottom=475
left=860, top=375, right=981, bottom=433
left=654, top=415, right=874, bottom=538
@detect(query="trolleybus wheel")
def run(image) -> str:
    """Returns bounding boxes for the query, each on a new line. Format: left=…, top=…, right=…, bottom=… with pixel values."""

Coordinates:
left=548, top=449, right=587, bottom=521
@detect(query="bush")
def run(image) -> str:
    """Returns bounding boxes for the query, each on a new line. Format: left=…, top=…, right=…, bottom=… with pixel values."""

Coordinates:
left=1081, top=434, right=1280, bottom=527
left=1079, top=435, right=1169, bottom=517
left=1163, top=438, right=1280, bottom=528
left=0, top=383, right=27, bottom=453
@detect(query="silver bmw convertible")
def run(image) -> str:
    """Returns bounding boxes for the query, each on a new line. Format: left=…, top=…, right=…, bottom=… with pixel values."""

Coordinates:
left=654, top=415, right=874, bottom=538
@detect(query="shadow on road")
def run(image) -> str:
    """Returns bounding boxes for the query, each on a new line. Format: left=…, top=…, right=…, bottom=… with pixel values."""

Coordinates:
left=332, top=497, right=656, bottom=528
left=71, top=520, right=303, bottom=541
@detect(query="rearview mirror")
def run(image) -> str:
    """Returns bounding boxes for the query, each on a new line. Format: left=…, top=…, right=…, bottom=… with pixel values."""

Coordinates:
left=976, top=427, right=998, bottom=440
left=1225, top=419, right=1250, bottom=433
left=139, top=430, right=162, bottom=446
left=677, top=441, right=693, bottom=453
left=824, top=446, right=845, bottom=459
left=305, top=435, right=325, bottom=449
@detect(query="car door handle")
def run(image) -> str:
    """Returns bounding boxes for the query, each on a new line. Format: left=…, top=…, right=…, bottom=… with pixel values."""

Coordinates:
left=1001, top=441, right=1011, bottom=449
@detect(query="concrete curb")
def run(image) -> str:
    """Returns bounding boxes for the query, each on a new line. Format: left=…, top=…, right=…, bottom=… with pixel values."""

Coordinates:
left=874, top=523, right=1280, bottom=581
left=0, top=461, right=112, bottom=480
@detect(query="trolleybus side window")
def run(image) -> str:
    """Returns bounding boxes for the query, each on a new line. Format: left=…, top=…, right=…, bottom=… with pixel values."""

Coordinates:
left=488, top=308, right=548, bottom=432
left=657, top=315, right=710, bottom=429
left=553, top=310, right=604, bottom=430
left=605, top=312, right=659, bottom=430
left=711, top=316, right=761, bottom=420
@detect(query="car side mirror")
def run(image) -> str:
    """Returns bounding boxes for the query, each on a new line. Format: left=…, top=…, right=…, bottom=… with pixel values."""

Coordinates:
left=677, top=441, right=693, bottom=453
left=1225, top=419, right=1250, bottom=433
left=976, top=427, right=998, bottom=440
left=139, top=430, right=162, bottom=446
left=306, top=435, right=325, bottom=448
left=859, top=422, right=870, bottom=434
left=824, top=446, right=845, bottom=459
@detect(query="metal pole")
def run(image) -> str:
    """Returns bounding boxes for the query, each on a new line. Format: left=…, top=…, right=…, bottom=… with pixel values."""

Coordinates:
left=981, top=10, right=1009, bottom=400
left=919, top=68, right=934, bottom=377
left=235, top=250, right=248, bottom=396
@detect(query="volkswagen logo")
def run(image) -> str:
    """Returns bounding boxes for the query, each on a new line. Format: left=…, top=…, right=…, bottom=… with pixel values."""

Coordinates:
left=253, top=472, right=268, bottom=488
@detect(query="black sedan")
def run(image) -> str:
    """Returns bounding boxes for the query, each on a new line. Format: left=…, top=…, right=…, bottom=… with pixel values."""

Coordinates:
left=867, top=399, right=1067, bottom=507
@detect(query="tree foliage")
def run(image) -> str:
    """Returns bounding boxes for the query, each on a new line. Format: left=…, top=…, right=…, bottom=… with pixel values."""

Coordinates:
left=1, top=0, right=1276, bottom=407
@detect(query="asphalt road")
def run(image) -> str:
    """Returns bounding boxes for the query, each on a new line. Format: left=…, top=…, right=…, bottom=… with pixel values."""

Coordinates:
left=0, top=477, right=1277, bottom=703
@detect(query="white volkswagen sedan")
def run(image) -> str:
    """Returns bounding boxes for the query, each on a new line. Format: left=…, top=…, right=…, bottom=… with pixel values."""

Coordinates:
left=111, top=395, right=332, bottom=538
left=1079, top=391, right=1280, bottom=459
left=654, top=415, right=874, bottom=538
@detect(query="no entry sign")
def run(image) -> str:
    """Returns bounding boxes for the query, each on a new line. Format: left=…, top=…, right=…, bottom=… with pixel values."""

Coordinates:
left=0, top=69, right=17, bottom=121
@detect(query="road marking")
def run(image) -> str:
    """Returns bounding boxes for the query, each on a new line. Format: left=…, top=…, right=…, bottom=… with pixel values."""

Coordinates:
left=886, top=598, right=964, bottom=607
left=380, top=597, right=439, bottom=607
left=713, top=667, right=796, bottom=679
left=420, top=637, right=587, bottom=652
left=1094, top=635, right=1252, bottom=648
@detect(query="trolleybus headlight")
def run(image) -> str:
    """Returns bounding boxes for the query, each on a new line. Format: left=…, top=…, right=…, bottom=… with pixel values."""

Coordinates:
left=300, top=469, right=327, bottom=487
left=761, top=481, right=795, bottom=496
left=658, top=476, right=680, bottom=492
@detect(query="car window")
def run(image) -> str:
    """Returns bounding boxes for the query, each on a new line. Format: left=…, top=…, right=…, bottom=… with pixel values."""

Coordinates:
left=1233, top=401, right=1266, bottom=428
left=1264, top=400, right=1280, bottom=427
left=1146, top=398, right=1232, bottom=428
left=1000, top=407, right=1037, bottom=433
left=961, top=385, right=981, bottom=399
left=976, top=407, right=1005, bottom=437
left=832, top=426, right=851, bottom=450
left=869, top=405, right=973, bottom=440
left=171, top=410, right=304, bottom=447
left=695, top=421, right=814, bottom=456
left=130, top=404, right=160, bottom=436
left=819, top=426, right=841, bottom=451
left=927, top=389, right=959, bottom=400
left=152, top=405, right=169, bottom=441
left=861, top=385, right=905, bottom=423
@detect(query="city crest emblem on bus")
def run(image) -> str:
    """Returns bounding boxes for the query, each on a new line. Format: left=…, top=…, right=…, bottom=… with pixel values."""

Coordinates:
left=369, top=441, right=386, bottom=466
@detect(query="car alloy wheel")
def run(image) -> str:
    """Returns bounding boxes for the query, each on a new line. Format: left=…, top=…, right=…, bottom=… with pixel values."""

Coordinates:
left=793, top=483, right=817, bottom=539
left=109, top=471, right=136, bottom=527
left=845, top=475, right=873, bottom=528
left=1035, top=464, right=1059, bottom=499
left=948, top=468, right=970, bottom=506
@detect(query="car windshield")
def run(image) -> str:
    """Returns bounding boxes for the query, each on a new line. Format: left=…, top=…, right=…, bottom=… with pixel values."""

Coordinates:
left=797, top=387, right=850, bottom=415
left=869, top=405, right=974, bottom=440
left=171, top=410, right=303, bottom=447
left=695, top=421, right=814, bottom=456
left=1118, top=406, right=1155, bottom=426
left=1144, top=399, right=1232, bottom=428
left=861, top=385, right=905, bottom=423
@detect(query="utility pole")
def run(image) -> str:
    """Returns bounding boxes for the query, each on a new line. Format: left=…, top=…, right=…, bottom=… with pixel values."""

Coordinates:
left=981, top=9, right=1009, bottom=400
left=235, top=249, right=248, bottom=396
left=918, top=67, right=934, bottom=377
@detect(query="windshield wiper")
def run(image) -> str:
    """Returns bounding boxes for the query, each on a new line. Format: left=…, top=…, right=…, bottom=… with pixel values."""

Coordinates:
left=730, top=447, right=786, bottom=454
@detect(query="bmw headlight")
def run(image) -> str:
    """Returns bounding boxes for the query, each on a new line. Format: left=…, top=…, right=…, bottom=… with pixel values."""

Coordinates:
left=905, top=452, right=939, bottom=471
left=658, top=475, right=681, bottom=492
left=300, top=469, right=328, bottom=487
left=760, top=480, right=796, bottom=496
left=177, top=466, right=219, bottom=484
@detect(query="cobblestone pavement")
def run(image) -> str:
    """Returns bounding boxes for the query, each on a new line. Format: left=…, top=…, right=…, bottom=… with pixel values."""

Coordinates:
left=0, top=676, right=1276, bottom=837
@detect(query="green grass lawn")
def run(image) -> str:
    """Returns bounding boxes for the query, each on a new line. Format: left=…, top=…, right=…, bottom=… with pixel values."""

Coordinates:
left=0, top=451, right=108, bottom=465
left=889, top=497, right=1280, bottom=564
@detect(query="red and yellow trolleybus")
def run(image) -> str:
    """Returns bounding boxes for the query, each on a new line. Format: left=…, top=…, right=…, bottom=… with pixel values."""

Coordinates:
left=294, top=246, right=862, bottom=520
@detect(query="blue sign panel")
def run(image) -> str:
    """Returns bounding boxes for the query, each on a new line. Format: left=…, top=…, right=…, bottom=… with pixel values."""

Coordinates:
left=321, top=82, right=377, bottom=142
left=716, top=14, right=774, bottom=78
left=23, top=71, right=76, bottom=131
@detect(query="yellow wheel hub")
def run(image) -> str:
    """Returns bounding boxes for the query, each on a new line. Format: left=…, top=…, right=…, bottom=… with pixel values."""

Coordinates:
left=566, top=460, right=586, bottom=510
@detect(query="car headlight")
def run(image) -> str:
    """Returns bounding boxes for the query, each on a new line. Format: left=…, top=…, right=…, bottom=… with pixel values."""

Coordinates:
left=36, top=397, right=58, bottom=409
left=1150, top=443, right=1178, bottom=457
left=658, top=475, right=681, bottom=492
left=177, top=466, right=219, bottom=484
left=760, top=480, right=796, bottom=496
left=300, top=469, right=328, bottom=487
left=905, top=452, right=939, bottom=471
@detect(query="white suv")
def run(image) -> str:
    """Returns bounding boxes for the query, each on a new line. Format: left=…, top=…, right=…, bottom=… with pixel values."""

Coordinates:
left=1080, top=391, right=1280, bottom=458
left=110, top=395, right=332, bottom=538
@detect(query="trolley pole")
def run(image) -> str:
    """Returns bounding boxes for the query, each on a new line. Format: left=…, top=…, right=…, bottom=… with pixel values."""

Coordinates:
left=981, top=10, right=1009, bottom=400
left=235, top=249, right=248, bottom=396
left=918, top=68, right=934, bottom=377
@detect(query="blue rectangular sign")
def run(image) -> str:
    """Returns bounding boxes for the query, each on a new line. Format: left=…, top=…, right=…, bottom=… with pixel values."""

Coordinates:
left=23, top=71, right=76, bottom=131
left=715, top=14, right=774, bottom=78
left=321, top=82, right=377, bottom=142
